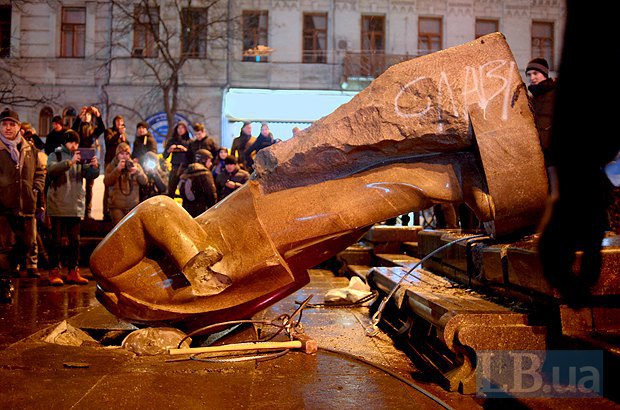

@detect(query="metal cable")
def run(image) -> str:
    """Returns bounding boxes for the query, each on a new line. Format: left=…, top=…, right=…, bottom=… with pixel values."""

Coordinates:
left=190, top=349, right=290, bottom=363
left=295, top=289, right=379, bottom=308
left=168, top=289, right=454, bottom=405
left=319, top=346, right=454, bottom=410
left=367, top=233, right=489, bottom=336
left=176, top=295, right=314, bottom=350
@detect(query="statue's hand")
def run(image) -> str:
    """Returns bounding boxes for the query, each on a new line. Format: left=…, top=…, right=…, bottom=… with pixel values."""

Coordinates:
left=183, top=247, right=230, bottom=296
left=90, top=196, right=231, bottom=299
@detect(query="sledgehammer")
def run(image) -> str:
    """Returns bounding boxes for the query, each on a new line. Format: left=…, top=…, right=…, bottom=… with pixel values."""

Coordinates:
left=168, top=333, right=317, bottom=355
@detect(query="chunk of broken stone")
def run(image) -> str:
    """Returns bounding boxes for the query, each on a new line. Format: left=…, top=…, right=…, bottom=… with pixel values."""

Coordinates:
left=122, top=327, right=191, bottom=356
left=43, top=320, right=98, bottom=347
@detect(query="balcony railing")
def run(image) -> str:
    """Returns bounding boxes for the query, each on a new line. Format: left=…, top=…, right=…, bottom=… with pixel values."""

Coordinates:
left=342, top=52, right=415, bottom=80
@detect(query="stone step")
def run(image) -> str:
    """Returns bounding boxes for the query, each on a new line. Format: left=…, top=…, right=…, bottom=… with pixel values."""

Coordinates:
left=560, top=304, right=620, bottom=343
left=363, top=224, right=422, bottom=243
left=341, top=264, right=373, bottom=282
left=503, top=235, right=620, bottom=297
left=418, top=229, right=620, bottom=300
left=367, top=266, right=547, bottom=394
left=417, top=229, right=489, bottom=287
left=363, top=225, right=423, bottom=254
left=336, top=242, right=373, bottom=267
left=374, top=253, right=420, bottom=268
left=402, top=241, right=418, bottom=258
left=370, top=266, right=513, bottom=314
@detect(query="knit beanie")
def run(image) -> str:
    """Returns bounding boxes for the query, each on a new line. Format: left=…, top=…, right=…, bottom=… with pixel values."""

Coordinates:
left=195, top=148, right=213, bottom=163
left=526, top=58, right=549, bottom=78
left=63, top=129, right=80, bottom=145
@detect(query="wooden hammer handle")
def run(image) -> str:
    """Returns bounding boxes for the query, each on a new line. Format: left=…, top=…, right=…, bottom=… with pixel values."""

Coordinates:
left=169, top=340, right=302, bottom=355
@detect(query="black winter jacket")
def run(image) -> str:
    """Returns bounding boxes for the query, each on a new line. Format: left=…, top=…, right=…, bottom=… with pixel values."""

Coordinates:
left=178, top=163, right=217, bottom=217
left=528, top=78, right=557, bottom=165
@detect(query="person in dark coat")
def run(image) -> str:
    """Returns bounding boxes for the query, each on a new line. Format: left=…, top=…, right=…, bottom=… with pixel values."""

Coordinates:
left=230, top=121, right=255, bottom=171
left=215, top=156, right=250, bottom=201
left=212, top=146, right=228, bottom=180
left=187, top=123, right=218, bottom=165
left=537, top=1, right=620, bottom=307
left=163, top=121, right=191, bottom=198
left=244, top=122, right=276, bottom=172
left=131, top=121, right=158, bottom=163
left=44, top=115, right=66, bottom=155
left=103, top=115, right=127, bottom=221
left=178, top=149, right=217, bottom=217
left=104, top=115, right=127, bottom=166
left=0, top=109, right=45, bottom=301
left=526, top=57, right=557, bottom=167
left=20, top=122, right=45, bottom=151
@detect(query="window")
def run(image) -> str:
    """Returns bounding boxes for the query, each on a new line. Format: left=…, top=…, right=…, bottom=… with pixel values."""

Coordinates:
left=360, top=15, right=385, bottom=77
left=0, top=5, right=11, bottom=58
left=418, top=17, right=442, bottom=55
left=303, top=13, right=327, bottom=64
left=531, top=21, right=554, bottom=69
left=182, top=7, right=208, bottom=58
left=242, top=11, right=268, bottom=62
left=39, top=107, right=54, bottom=137
left=62, top=107, right=77, bottom=129
left=60, top=7, right=85, bottom=58
left=133, top=5, right=159, bottom=58
left=361, top=15, right=385, bottom=52
left=475, top=19, right=498, bottom=39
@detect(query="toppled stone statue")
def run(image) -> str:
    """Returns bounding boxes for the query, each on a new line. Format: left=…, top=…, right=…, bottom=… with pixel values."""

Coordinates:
left=89, top=33, right=548, bottom=330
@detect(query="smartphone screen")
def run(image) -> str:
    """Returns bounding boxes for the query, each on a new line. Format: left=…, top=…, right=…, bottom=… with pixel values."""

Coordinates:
left=78, top=148, right=96, bottom=164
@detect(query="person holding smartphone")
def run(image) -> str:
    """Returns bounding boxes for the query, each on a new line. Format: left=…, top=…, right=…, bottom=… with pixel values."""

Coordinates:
left=162, top=121, right=191, bottom=198
left=72, top=106, right=105, bottom=219
left=103, top=115, right=127, bottom=221
left=45, top=130, right=100, bottom=286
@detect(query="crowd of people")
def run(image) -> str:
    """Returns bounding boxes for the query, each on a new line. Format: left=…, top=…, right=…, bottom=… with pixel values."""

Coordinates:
left=0, top=107, right=279, bottom=302
left=7, top=58, right=613, bottom=304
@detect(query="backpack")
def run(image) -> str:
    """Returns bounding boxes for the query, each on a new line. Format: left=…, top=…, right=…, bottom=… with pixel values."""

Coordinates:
left=179, top=178, right=195, bottom=202
left=44, top=151, right=62, bottom=194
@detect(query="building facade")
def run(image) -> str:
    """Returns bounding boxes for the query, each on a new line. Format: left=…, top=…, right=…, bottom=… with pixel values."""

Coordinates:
left=1, top=0, right=565, bottom=149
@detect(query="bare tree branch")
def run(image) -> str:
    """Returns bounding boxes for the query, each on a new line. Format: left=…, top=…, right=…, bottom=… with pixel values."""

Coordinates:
left=0, top=61, right=61, bottom=108
left=103, top=0, right=241, bottom=138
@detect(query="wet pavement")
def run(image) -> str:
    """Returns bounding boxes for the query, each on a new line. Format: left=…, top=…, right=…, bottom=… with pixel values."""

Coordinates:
left=0, top=275, right=98, bottom=350
left=1, top=268, right=618, bottom=409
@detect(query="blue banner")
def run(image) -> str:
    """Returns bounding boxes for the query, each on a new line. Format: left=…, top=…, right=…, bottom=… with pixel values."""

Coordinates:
left=144, top=112, right=194, bottom=152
